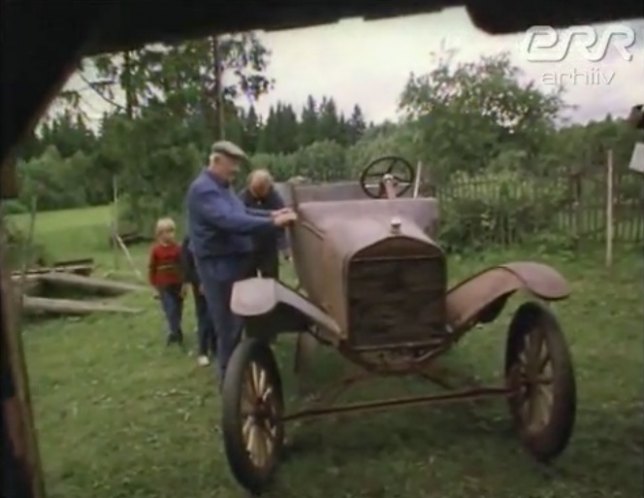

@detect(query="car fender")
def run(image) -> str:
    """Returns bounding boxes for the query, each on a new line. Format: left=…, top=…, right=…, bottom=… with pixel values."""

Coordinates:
left=446, top=262, right=570, bottom=333
left=231, top=277, right=341, bottom=343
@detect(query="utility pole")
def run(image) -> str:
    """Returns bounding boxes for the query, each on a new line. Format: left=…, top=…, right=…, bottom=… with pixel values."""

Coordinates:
left=211, top=35, right=225, bottom=139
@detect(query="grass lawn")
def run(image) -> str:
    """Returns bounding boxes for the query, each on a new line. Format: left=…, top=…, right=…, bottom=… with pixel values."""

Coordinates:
left=15, top=206, right=644, bottom=498
left=9, top=205, right=114, bottom=261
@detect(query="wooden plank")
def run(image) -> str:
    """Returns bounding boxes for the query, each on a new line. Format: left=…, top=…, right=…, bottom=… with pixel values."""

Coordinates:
left=13, top=277, right=42, bottom=296
left=606, top=150, right=614, bottom=267
left=113, top=233, right=144, bottom=282
left=112, top=175, right=119, bottom=270
left=17, top=195, right=38, bottom=299
left=37, top=272, right=148, bottom=295
left=53, top=258, right=94, bottom=267
left=11, top=264, right=93, bottom=278
left=574, top=175, right=582, bottom=250
left=0, top=220, right=47, bottom=498
left=22, top=296, right=142, bottom=315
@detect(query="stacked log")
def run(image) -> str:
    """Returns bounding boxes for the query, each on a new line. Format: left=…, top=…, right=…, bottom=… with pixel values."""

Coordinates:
left=12, top=269, right=148, bottom=317
left=11, top=258, right=94, bottom=278
left=21, top=296, right=142, bottom=316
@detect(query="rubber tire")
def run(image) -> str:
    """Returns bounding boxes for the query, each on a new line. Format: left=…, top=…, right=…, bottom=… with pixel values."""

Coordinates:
left=222, top=338, right=284, bottom=495
left=505, top=301, right=576, bottom=462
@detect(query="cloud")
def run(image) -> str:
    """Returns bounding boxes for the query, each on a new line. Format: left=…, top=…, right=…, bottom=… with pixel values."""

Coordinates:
left=63, top=7, right=643, bottom=129
left=251, top=8, right=643, bottom=124
left=511, top=19, right=644, bottom=122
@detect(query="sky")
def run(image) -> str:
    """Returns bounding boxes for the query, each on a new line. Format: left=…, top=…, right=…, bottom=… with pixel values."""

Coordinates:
left=64, top=7, right=644, bottom=128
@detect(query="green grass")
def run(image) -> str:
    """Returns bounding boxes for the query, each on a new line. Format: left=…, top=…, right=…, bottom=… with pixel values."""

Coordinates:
left=9, top=205, right=113, bottom=261
left=18, top=206, right=644, bottom=498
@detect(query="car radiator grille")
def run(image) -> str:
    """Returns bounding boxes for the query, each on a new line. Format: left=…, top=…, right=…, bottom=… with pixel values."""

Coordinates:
left=347, top=257, right=447, bottom=348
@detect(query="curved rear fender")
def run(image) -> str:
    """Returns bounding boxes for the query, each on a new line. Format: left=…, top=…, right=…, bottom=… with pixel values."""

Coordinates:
left=446, top=262, right=570, bottom=333
left=231, top=278, right=341, bottom=342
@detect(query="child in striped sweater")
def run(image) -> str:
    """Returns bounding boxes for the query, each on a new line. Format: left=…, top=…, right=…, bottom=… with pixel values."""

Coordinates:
left=148, top=217, right=186, bottom=346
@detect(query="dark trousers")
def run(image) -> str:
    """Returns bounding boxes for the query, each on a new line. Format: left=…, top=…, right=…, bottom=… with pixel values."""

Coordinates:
left=192, top=283, right=217, bottom=356
left=158, top=284, right=183, bottom=340
left=245, top=249, right=279, bottom=279
left=194, top=259, right=244, bottom=380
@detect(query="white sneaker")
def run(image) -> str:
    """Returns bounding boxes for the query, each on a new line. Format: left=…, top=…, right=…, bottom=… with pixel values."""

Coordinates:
left=197, top=355, right=210, bottom=367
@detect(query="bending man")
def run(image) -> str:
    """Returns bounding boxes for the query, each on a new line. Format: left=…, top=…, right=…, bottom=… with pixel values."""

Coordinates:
left=186, top=141, right=296, bottom=382
left=239, top=169, right=290, bottom=279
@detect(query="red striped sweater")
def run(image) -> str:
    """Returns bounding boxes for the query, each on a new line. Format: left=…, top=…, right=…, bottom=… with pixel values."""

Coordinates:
left=148, top=242, right=183, bottom=287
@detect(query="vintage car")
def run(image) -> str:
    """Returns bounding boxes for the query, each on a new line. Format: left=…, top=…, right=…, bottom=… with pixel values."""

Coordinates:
left=222, top=156, right=577, bottom=495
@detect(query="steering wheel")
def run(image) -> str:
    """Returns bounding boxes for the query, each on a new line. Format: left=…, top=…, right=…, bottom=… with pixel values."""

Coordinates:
left=359, top=155, right=414, bottom=199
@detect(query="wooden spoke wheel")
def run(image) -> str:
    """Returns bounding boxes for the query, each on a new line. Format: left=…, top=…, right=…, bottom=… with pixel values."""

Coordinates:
left=505, top=301, right=576, bottom=462
left=222, top=338, right=284, bottom=495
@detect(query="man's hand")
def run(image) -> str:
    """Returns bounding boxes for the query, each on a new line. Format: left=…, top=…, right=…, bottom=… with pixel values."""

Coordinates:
left=180, top=284, right=189, bottom=299
left=198, top=283, right=204, bottom=295
left=273, top=211, right=297, bottom=227
left=270, top=207, right=292, bottom=219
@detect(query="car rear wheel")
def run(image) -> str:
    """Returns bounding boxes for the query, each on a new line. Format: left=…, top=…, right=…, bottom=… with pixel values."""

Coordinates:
left=222, top=338, right=284, bottom=495
left=505, top=301, right=576, bottom=461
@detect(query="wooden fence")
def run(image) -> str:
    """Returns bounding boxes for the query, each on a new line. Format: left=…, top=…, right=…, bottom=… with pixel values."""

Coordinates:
left=429, top=166, right=644, bottom=247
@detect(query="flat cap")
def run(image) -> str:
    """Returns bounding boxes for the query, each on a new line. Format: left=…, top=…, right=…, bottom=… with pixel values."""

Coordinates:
left=211, top=140, right=247, bottom=159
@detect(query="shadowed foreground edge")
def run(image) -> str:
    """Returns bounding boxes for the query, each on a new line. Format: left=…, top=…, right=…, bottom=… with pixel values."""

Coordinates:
left=1, top=1, right=642, bottom=497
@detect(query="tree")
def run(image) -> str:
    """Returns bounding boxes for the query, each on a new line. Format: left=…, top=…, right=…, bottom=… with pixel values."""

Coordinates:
left=98, top=108, right=203, bottom=231
left=17, top=146, right=91, bottom=211
left=318, top=97, right=341, bottom=142
left=67, top=33, right=273, bottom=228
left=298, top=95, right=318, bottom=148
left=78, top=33, right=272, bottom=132
left=257, top=106, right=277, bottom=153
left=551, top=115, right=641, bottom=175
left=276, top=104, right=298, bottom=153
left=242, top=106, right=261, bottom=153
left=348, top=104, right=367, bottom=144
left=39, top=111, right=97, bottom=158
left=399, top=52, right=565, bottom=179
left=223, top=104, right=245, bottom=146
left=256, top=103, right=299, bottom=154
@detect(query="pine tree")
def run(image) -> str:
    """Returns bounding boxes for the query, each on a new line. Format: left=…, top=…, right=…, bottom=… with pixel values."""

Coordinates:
left=280, top=104, right=299, bottom=153
left=348, top=104, right=367, bottom=144
left=257, top=106, right=277, bottom=153
left=298, top=95, right=318, bottom=148
left=318, top=97, right=340, bottom=143
left=243, top=106, right=261, bottom=153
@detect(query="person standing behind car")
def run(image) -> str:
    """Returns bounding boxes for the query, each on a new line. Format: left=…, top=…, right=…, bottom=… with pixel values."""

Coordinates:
left=181, top=235, right=216, bottom=367
left=238, top=169, right=290, bottom=279
left=186, top=141, right=297, bottom=383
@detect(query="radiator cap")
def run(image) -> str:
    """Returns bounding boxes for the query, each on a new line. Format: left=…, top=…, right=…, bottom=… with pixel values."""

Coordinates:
left=390, top=216, right=402, bottom=234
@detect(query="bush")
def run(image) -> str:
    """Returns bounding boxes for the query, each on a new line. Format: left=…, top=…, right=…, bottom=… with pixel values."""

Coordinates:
left=3, top=222, right=48, bottom=270
left=437, top=170, right=572, bottom=252
left=250, top=140, right=350, bottom=183
left=99, top=110, right=204, bottom=232
left=2, top=200, right=28, bottom=215
left=347, top=124, right=420, bottom=178
left=17, top=146, right=91, bottom=211
left=291, top=140, right=348, bottom=181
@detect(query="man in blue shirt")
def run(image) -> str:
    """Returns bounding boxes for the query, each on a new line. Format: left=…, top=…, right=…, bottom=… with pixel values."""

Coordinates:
left=186, top=141, right=296, bottom=381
